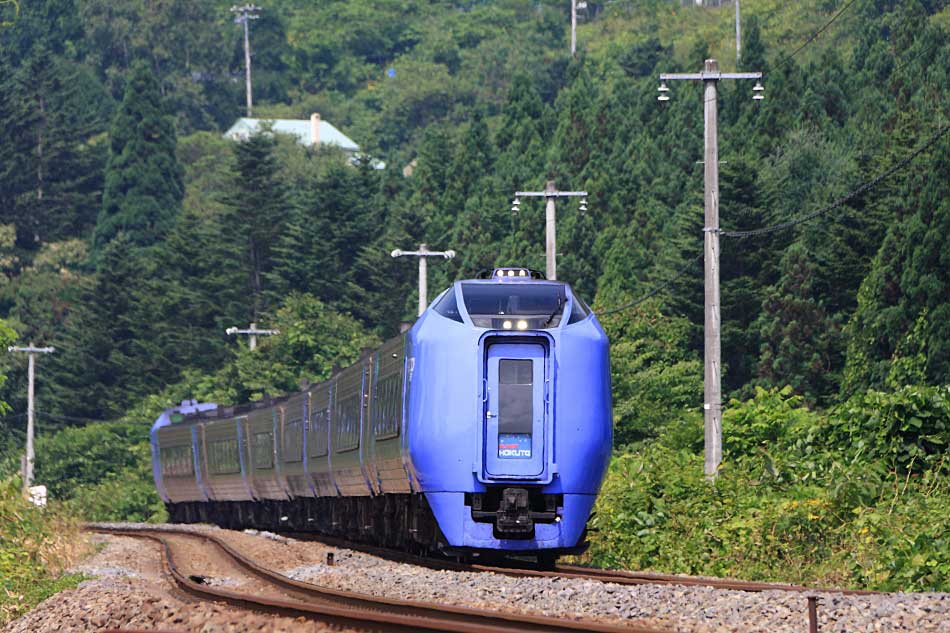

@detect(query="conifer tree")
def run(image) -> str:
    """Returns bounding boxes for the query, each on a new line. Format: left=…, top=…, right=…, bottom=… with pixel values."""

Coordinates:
left=756, top=243, right=840, bottom=402
left=222, top=131, right=287, bottom=319
left=843, top=140, right=950, bottom=392
left=93, top=60, right=183, bottom=254
left=2, top=51, right=109, bottom=247
left=46, top=234, right=140, bottom=419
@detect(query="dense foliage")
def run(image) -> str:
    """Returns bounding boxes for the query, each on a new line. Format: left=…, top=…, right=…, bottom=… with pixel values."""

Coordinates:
left=590, top=386, right=950, bottom=591
left=0, top=479, right=89, bottom=626
left=0, top=0, right=946, bottom=593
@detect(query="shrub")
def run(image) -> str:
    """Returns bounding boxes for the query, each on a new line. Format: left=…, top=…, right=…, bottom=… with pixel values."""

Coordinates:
left=0, top=479, right=89, bottom=626
left=587, top=385, right=950, bottom=592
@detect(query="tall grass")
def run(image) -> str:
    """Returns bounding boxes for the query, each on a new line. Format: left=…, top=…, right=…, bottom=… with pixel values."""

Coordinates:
left=0, top=478, right=91, bottom=626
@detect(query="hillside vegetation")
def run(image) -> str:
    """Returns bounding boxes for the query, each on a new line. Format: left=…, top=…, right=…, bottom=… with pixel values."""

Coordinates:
left=0, top=480, right=89, bottom=626
left=0, top=0, right=947, bottom=592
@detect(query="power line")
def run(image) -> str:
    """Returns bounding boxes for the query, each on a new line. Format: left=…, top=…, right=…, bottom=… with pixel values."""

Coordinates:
left=597, top=252, right=704, bottom=316
left=33, top=411, right=126, bottom=425
left=721, top=122, right=950, bottom=240
left=595, top=121, right=949, bottom=316
left=770, top=0, right=860, bottom=74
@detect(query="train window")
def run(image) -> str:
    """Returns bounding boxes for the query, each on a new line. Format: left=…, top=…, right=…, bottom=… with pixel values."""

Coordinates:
left=432, top=285, right=463, bottom=322
left=208, top=438, right=240, bottom=475
left=310, top=407, right=329, bottom=457
left=160, top=445, right=194, bottom=477
left=335, top=392, right=361, bottom=452
left=283, top=420, right=303, bottom=463
left=461, top=283, right=566, bottom=329
left=252, top=432, right=274, bottom=469
left=498, top=359, right=533, bottom=435
left=567, top=294, right=591, bottom=324
left=374, top=374, right=401, bottom=440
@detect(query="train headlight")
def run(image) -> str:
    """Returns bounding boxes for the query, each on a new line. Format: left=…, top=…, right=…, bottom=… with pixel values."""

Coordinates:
left=516, top=320, right=528, bottom=330
left=503, top=320, right=513, bottom=329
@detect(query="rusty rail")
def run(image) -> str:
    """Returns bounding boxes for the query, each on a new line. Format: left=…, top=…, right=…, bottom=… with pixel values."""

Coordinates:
left=87, top=525, right=669, bottom=633
left=277, top=529, right=879, bottom=596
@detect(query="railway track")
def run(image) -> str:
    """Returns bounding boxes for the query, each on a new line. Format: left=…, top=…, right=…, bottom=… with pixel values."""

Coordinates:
left=278, top=530, right=879, bottom=596
left=85, top=525, right=670, bottom=633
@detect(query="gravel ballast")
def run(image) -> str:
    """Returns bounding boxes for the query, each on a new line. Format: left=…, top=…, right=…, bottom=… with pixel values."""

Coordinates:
left=1, top=532, right=352, bottom=633
left=10, top=522, right=950, bottom=633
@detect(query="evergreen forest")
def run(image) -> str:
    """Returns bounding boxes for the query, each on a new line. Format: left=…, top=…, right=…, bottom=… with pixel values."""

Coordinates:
left=0, top=0, right=948, bottom=600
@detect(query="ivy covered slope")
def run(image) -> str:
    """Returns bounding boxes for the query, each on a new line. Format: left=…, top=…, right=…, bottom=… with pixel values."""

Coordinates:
left=0, top=0, right=947, bottom=592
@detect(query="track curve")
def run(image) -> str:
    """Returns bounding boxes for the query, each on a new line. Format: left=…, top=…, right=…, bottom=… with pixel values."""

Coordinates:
left=85, top=525, right=670, bottom=633
left=275, top=530, right=880, bottom=596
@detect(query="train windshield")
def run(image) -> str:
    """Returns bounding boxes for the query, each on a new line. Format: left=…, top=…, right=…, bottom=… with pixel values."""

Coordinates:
left=461, top=283, right=567, bottom=329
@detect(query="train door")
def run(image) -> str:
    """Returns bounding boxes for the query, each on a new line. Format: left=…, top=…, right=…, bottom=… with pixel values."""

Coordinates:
left=484, top=342, right=546, bottom=478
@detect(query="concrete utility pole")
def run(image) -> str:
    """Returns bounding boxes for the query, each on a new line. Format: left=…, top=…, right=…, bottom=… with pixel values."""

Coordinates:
left=571, top=0, right=577, bottom=57
left=735, top=0, right=742, bottom=65
left=513, top=181, right=588, bottom=281
left=7, top=343, right=54, bottom=495
left=391, top=244, right=456, bottom=317
left=230, top=4, right=261, bottom=117
left=657, top=59, right=763, bottom=480
left=226, top=323, right=278, bottom=351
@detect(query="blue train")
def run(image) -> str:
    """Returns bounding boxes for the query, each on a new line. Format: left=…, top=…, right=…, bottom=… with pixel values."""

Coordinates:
left=151, top=268, right=612, bottom=562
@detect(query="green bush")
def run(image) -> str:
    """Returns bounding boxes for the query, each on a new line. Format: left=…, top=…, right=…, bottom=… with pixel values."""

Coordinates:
left=0, top=479, right=88, bottom=626
left=32, top=423, right=165, bottom=522
left=34, top=422, right=149, bottom=498
left=587, top=385, right=950, bottom=592
left=63, top=442, right=167, bottom=523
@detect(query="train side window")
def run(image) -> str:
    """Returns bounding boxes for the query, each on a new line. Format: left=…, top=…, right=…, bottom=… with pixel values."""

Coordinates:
left=310, top=408, right=329, bottom=457
left=161, top=445, right=194, bottom=477
left=209, top=438, right=240, bottom=475
left=432, top=285, right=463, bottom=322
left=567, top=294, right=591, bottom=324
left=252, top=432, right=274, bottom=469
left=283, top=420, right=303, bottom=462
left=335, top=392, right=361, bottom=452
left=374, top=374, right=400, bottom=440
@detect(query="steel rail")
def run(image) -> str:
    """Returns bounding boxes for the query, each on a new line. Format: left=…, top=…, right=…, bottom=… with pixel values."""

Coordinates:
left=279, top=530, right=881, bottom=596
left=86, top=525, right=669, bottom=633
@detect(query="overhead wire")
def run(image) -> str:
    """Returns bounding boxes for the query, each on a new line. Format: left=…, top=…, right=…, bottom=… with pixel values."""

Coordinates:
left=720, top=122, right=950, bottom=240
left=770, top=0, right=861, bottom=74
left=689, top=0, right=861, bottom=105
left=595, top=120, right=949, bottom=316
left=596, top=252, right=704, bottom=316
left=33, top=411, right=128, bottom=425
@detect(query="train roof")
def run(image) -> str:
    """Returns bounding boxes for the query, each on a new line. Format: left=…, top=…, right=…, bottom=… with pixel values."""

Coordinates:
left=161, top=267, right=582, bottom=427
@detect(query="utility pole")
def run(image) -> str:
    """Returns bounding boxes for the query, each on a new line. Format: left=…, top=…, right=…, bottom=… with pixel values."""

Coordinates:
left=7, top=343, right=54, bottom=495
left=512, top=182, right=588, bottom=281
left=391, top=244, right=456, bottom=317
left=230, top=4, right=261, bottom=117
left=571, top=0, right=577, bottom=57
left=226, top=322, right=278, bottom=351
left=735, top=0, right=741, bottom=65
left=657, top=59, right=763, bottom=480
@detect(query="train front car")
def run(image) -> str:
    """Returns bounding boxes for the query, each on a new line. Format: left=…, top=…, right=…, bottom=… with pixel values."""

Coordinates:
left=406, top=268, right=612, bottom=561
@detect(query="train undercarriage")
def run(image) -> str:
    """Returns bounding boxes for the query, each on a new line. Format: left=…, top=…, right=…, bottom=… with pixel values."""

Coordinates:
left=166, top=490, right=585, bottom=567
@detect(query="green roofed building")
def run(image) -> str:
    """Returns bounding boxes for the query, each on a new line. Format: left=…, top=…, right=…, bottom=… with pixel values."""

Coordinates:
left=224, top=113, right=384, bottom=168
